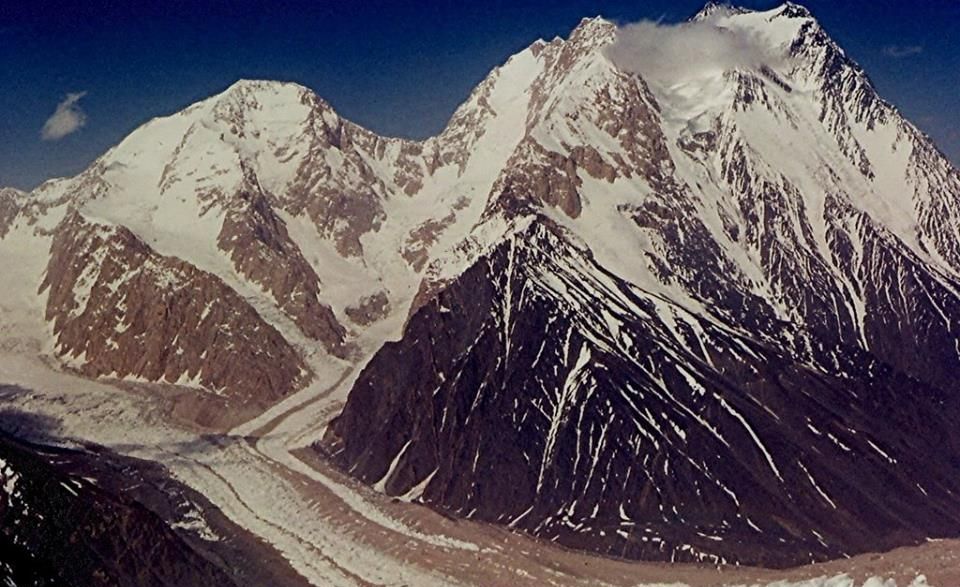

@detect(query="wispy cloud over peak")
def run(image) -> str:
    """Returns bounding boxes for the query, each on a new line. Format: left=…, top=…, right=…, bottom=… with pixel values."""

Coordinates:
left=605, top=19, right=782, bottom=87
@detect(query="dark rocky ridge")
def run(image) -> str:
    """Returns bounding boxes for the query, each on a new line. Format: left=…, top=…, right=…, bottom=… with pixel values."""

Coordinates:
left=0, top=402, right=312, bottom=587
left=0, top=188, right=21, bottom=238
left=323, top=219, right=960, bottom=567
left=0, top=431, right=238, bottom=587
left=218, top=189, right=349, bottom=356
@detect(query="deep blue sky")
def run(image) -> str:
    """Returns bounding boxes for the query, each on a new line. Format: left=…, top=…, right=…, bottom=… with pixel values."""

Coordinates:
left=1, top=0, right=958, bottom=190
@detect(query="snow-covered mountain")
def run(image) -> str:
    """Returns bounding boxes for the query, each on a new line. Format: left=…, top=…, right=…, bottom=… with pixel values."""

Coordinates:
left=3, top=0, right=960, bottom=569
left=0, top=58, right=537, bottom=423
left=322, top=3, right=960, bottom=567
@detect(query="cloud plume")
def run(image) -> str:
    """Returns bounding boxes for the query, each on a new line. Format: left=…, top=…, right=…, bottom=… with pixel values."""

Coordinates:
left=882, top=45, right=922, bottom=58
left=40, top=91, right=88, bottom=141
left=605, top=19, right=781, bottom=87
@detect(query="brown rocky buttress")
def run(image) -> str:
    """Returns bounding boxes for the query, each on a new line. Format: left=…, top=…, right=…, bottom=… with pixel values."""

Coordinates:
left=42, top=211, right=309, bottom=411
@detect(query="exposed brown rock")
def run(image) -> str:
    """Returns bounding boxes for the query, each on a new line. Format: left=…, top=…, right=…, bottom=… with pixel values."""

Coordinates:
left=41, top=210, right=309, bottom=407
left=394, top=142, right=427, bottom=196
left=281, top=91, right=423, bottom=258
left=345, top=291, right=390, bottom=326
left=570, top=145, right=617, bottom=182
left=480, top=20, right=672, bottom=223
left=591, top=74, right=675, bottom=188
left=217, top=190, right=349, bottom=356
left=487, top=141, right=606, bottom=219
left=525, top=18, right=616, bottom=132
left=433, top=61, right=508, bottom=174
left=401, top=212, right=457, bottom=271
left=293, top=182, right=384, bottom=258
left=485, top=139, right=583, bottom=218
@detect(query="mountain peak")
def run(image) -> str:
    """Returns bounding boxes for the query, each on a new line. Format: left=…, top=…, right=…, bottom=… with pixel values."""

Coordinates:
left=569, top=16, right=617, bottom=46
left=222, top=78, right=309, bottom=94
left=693, top=2, right=814, bottom=23
left=778, top=1, right=813, bottom=19
left=691, top=1, right=752, bottom=22
left=210, top=78, right=316, bottom=110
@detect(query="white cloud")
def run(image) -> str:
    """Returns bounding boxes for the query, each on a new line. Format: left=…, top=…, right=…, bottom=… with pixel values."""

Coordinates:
left=605, top=19, right=781, bottom=87
left=40, top=91, right=88, bottom=141
left=882, top=45, right=923, bottom=59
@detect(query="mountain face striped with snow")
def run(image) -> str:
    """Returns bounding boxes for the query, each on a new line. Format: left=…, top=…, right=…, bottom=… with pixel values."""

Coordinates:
left=2, top=1, right=960, bottom=567
left=323, top=3, right=960, bottom=567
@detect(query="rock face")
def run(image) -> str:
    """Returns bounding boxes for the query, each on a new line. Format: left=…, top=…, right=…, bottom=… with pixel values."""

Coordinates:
left=0, top=188, right=21, bottom=238
left=42, top=211, right=309, bottom=410
left=325, top=221, right=960, bottom=567
left=345, top=291, right=391, bottom=326
left=320, top=2, right=960, bottom=568
left=217, top=190, right=348, bottom=356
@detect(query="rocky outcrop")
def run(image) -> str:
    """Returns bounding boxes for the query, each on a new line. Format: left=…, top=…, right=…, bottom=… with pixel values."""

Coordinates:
left=41, top=211, right=309, bottom=408
left=280, top=91, right=394, bottom=258
left=402, top=213, right=457, bottom=271
left=0, top=188, right=21, bottom=238
left=490, top=141, right=586, bottom=219
left=345, top=291, right=390, bottom=326
left=286, top=160, right=387, bottom=259
left=218, top=190, right=348, bottom=356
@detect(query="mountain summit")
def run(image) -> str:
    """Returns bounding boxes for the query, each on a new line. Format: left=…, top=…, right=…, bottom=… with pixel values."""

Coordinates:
left=3, top=1, right=960, bottom=567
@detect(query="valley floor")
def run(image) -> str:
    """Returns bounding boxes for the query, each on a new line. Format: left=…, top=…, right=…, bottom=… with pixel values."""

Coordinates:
left=0, top=350, right=949, bottom=587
